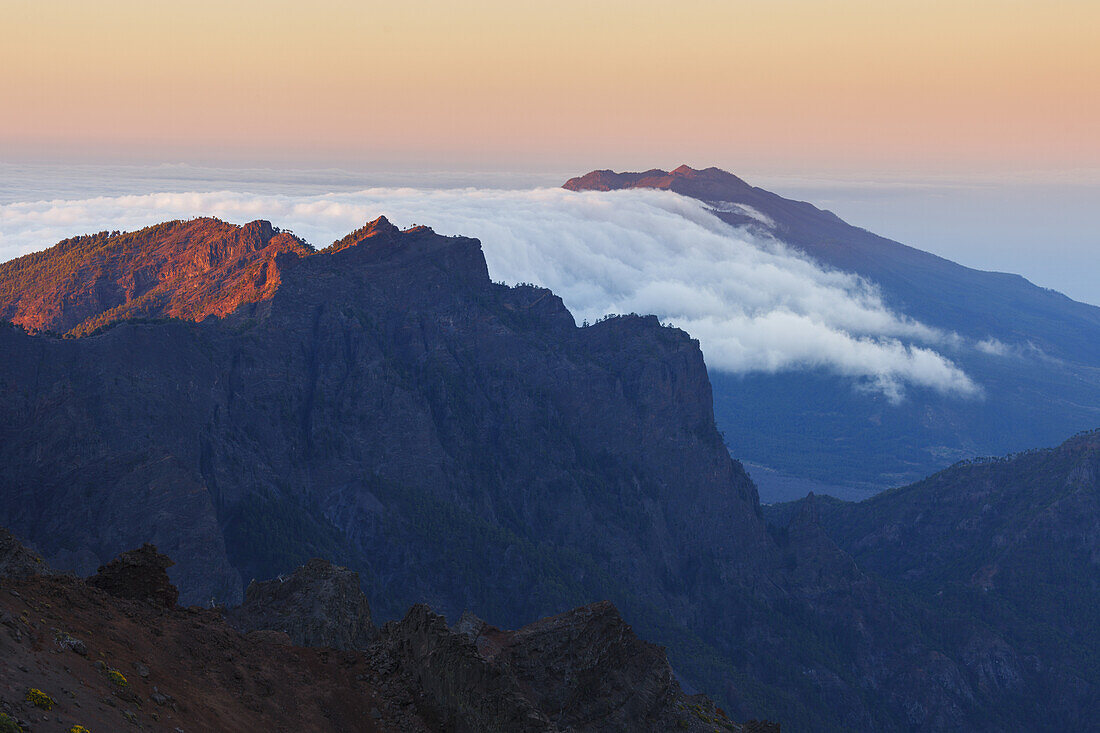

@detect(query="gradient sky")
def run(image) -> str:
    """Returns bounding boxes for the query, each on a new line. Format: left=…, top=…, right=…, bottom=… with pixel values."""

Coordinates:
left=3, top=0, right=1098, bottom=174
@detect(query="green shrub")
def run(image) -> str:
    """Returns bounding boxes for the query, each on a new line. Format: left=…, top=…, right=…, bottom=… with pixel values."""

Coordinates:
left=107, top=669, right=128, bottom=687
left=0, top=712, right=23, bottom=733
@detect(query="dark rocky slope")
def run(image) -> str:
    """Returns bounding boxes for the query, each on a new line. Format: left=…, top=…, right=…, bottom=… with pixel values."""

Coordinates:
left=0, top=216, right=771, bottom=651
left=0, top=215, right=1079, bottom=729
left=1, top=539, right=415, bottom=733
left=226, top=558, right=380, bottom=650
left=565, top=166, right=1100, bottom=493
left=0, top=538, right=753, bottom=732
left=766, top=429, right=1100, bottom=727
left=0, top=528, right=53, bottom=581
left=452, top=601, right=732, bottom=731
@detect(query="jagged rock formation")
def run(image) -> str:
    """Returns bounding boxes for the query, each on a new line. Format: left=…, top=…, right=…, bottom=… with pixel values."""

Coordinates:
left=565, top=165, right=1100, bottom=493
left=0, top=539, right=760, bottom=733
left=375, top=604, right=556, bottom=732
left=453, top=601, right=734, bottom=732
left=227, top=558, right=379, bottom=650
left=88, top=543, right=179, bottom=608
left=0, top=214, right=1091, bottom=729
left=373, top=601, right=745, bottom=732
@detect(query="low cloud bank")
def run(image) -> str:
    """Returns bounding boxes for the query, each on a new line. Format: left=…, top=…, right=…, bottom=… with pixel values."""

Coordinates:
left=0, top=186, right=979, bottom=400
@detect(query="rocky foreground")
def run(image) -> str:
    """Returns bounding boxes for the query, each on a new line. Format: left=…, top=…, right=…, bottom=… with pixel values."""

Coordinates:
left=0, top=530, right=775, bottom=732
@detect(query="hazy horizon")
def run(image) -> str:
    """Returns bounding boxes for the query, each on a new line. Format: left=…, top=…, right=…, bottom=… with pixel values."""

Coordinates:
left=5, top=0, right=1096, bottom=301
left=3, top=159, right=1098, bottom=308
left=4, top=1, right=1098, bottom=172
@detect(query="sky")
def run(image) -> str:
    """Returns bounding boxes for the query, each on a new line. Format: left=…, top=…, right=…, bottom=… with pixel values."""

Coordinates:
left=2, top=0, right=1098, bottom=174
left=0, top=1, right=1097, bottom=303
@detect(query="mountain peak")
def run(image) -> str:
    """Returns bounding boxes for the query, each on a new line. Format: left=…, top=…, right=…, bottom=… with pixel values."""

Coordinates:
left=327, top=216, right=401, bottom=253
left=0, top=217, right=311, bottom=335
left=563, top=164, right=752, bottom=196
left=0, top=215, right=494, bottom=337
left=671, top=164, right=745, bottom=181
left=365, top=214, right=397, bottom=233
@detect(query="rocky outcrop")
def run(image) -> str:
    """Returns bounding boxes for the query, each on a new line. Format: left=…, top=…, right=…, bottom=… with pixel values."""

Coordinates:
left=454, top=601, right=741, bottom=732
left=227, top=558, right=378, bottom=650
left=0, top=542, right=426, bottom=732
left=223, top=559, right=755, bottom=731
left=367, top=601, right=749, bottom=733
left=0, top=527, right=51, bottom=580
left=375, top=604, right=556, bottom=733
left=88, top=543, right=179, bottom=608
left=0, top=534, right=759, bottom=733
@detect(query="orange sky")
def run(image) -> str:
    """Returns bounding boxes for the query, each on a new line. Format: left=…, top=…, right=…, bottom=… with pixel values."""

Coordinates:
left=2, top=0, right=1097, bottom=174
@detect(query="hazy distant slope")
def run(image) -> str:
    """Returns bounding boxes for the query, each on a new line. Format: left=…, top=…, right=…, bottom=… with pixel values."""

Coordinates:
left=765, top=429, right=1100, bottom=726
left=566, top=166, right=1100, bottom=360
left=566, top=166, right=1100, bottom=491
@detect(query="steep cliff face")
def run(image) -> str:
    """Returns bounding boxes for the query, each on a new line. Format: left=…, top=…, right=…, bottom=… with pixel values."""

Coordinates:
left=0, top=217, right=776, bottom=700
left=0, top=216, right=771, bottom=611
left=0, top=318, right=246, bottom=603
left=0, top=215, right=1067, bottom=729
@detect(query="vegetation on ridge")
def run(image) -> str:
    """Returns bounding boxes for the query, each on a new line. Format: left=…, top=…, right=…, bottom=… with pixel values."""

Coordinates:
left=0, top=217, right=312, bottom=336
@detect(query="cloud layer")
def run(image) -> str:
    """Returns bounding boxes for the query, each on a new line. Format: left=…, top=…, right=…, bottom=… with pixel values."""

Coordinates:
left=0, top=185, right=978, bottom=401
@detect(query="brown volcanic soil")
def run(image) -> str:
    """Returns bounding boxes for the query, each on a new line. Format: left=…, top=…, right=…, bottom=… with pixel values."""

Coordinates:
left=0, top=552, right=758, bottom=733
left=0, top=218, right=312, bottom=336
left=0, top=572, right=425, bottom=733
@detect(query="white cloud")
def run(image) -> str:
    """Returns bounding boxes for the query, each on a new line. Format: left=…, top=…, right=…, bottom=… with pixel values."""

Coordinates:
left=706, top=201, right=776, bottom=229
left=975, top=337, right=1009, bottom=356
left=0, top=185, right=981, bottom=401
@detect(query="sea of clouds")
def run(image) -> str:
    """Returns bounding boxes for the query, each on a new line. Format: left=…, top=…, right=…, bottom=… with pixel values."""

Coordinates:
left=0, top=182, right=981, bottom=401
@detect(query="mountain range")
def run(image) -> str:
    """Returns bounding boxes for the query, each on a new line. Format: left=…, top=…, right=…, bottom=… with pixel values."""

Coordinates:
left=764, top=428, right=1100, bottom=727
left=0, top=175, right=1097, bottom=729
left=565, top=166, right=1100, bottom=497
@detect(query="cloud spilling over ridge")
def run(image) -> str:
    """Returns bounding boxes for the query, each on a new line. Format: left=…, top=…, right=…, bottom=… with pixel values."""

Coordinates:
left=0, top=186, right=978, bottom=401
